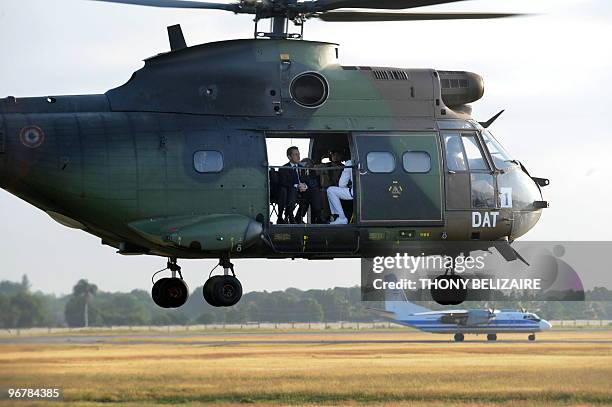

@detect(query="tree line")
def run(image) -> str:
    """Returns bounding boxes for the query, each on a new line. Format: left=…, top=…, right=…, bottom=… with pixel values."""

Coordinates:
left=0, top=275, right=611, bottom=328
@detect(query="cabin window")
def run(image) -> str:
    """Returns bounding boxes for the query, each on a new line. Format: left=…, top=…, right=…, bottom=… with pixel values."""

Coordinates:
left=481, top=130, right=515, bottom=169
left=366, top=151, right=395, bottom=173
left=193, top=150, right=223, bottom=173
left=461, top=135, right=488, bottom=170
left=444, top=135, right=467, bottom=171
left=402, top=151, right=431, bottom=173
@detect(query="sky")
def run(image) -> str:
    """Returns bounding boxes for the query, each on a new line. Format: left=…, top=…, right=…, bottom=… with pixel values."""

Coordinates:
left=0, top=0, right=610, bottom=295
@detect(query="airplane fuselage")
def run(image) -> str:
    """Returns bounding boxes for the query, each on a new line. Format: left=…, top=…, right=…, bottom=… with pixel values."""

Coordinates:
left=397, top=310, right=552, bottom=334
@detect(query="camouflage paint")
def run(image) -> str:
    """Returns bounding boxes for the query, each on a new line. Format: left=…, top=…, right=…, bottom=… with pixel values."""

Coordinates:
left=0, top=39, right=546, bottom=260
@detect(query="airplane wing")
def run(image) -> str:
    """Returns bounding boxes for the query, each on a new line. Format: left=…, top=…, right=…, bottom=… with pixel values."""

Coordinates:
left=413, top=309, right=495, bottom=326
left=412, top=310, right=467, bottom=316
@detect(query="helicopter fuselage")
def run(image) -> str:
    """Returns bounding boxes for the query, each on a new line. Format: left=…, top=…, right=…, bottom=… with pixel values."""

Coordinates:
left=0, top=38, right=546, bottom=260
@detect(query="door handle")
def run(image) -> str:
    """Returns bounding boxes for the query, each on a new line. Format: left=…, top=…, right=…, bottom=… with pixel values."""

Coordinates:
left=448, top=170, right=457, bottom=174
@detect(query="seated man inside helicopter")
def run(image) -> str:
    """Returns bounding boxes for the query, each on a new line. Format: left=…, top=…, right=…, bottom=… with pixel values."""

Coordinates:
left=316, top=150, right=346, bottom=223
left=327, top=158, right=353, bottom=225
left=321, top=150, right=345, bottom=187
left=277, top=146, right=323, bottom=224
left=295, top=157, right=324, bottom=223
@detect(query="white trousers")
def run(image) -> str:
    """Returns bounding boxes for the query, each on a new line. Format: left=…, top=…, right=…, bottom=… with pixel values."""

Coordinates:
left=327, top=186, right=353, bottom=220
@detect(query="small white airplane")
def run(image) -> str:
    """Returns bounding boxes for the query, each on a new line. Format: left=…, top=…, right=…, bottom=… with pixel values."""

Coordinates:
left=374, top=276, right=552, bottom=342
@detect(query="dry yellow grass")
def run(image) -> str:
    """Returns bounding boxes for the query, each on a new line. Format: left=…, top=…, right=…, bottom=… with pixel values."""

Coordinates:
left=0, top=329, right=610, bottom=406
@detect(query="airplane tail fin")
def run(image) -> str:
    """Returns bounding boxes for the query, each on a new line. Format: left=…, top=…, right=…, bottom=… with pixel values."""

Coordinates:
left=383, top=274, right=431, bottom=319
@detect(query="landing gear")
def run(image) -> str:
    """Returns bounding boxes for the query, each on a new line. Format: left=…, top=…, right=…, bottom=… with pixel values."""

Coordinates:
left=528, top=334, right=536, bottom=341
left=151, top=258, right=189, bottom=308
left=203, top=255, right=243, bottom=307
left=454, top=333, right=465, bottom=342
left=487, top=334, right=497, bottom=341
left=431, top=265, right=468, bottom=306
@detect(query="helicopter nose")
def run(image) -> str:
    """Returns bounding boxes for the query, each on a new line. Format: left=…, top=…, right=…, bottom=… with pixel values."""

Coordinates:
left=539, top=320, right=552, bottom=330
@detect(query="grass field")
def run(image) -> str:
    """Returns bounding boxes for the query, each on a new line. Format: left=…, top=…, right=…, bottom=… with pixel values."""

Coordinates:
left=0, top=329, right=611, bottom=406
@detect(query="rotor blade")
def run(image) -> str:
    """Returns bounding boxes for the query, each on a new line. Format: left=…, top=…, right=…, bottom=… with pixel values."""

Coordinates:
left=310, top=0, right=469, bottom=11
left=90, top=0, right=240, bottom=11
left=317, top=11, right=524, bottom=22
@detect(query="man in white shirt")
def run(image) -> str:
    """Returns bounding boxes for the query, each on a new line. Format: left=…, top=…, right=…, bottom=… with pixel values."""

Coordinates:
left=327, top=159, right=353, bottom=225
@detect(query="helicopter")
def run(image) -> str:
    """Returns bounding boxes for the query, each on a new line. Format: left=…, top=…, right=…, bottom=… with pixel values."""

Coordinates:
left=0, top=0, right=549, bottom=309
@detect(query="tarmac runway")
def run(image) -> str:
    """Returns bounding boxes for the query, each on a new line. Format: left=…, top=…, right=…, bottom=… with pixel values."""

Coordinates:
left=2, top=329, right=611, bottom=345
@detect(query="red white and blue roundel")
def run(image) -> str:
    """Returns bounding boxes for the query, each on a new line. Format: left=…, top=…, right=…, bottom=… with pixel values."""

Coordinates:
left=19, top=125, right=45, bottom=148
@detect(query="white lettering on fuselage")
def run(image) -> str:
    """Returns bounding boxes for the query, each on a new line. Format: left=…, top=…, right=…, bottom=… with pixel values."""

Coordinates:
left=472, top=212, right=499, bottom=228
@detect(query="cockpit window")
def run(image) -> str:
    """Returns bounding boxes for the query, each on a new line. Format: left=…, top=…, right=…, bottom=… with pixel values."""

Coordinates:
left=481, top=130, right=515, bottom=169
left=461, top=135, right=488, bottom=170
left=443, top=132, right=496, bottom=209
left=523, top=314, right=541, bottom=322
left=444, top=135, right=467, bottom=171
left=471, top=173, right=496, bottom=208
left=437, top=120, right=475, bottom=130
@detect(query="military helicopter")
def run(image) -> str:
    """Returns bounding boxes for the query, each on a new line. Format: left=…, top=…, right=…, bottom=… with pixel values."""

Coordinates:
left=0, top=0, right=549, bottom=309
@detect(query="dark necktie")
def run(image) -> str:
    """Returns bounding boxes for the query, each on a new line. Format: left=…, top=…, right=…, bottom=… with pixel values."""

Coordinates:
left=293, top=164, right=299, bottom=184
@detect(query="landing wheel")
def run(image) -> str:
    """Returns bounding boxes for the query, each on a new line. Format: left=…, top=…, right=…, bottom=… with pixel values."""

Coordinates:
left=202, top=256, right=243, bottom=307
left=152, top=277, right=189, bottom=308
left=487, top=334, right=497, bottom=341
left=431, top=269, right=467, bottom=306
left=151, top=258, right=189, bottom=308
left=203, top=275, right=223, bottom=306
left=528, top=334, right=536, bottom=341
left=203, top=275, right=242, bottom=307
left=454, top=333, right=464, bottom=342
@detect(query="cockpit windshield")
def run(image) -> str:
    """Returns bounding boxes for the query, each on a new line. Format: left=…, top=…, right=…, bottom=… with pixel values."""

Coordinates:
left=481, top=130, right=515, bottom=169
left=523, top=313, right=541, bottom=322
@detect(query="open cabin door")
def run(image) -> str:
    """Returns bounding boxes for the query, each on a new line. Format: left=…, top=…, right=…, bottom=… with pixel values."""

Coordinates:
left=265, top=132, right=359, bottom=256
left=354, top=132, right=443, bottom=224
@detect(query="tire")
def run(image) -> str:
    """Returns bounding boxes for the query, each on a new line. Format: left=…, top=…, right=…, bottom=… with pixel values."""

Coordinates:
left=528, top=334, right=536, bottom=341
left=454, top=333, right=464, bottom=342
left=431, top=275, right=467, bottom=306
left=152, top=278, right=171, bottom=308
left=203, top=276, right=224, bottom=307
left=487, top=334, right=497, bottom=341
left=211, top=275, right=243, bottom=307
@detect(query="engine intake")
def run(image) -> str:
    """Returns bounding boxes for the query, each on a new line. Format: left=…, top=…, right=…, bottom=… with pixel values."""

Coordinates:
left=438, top=71, right=484, bottom=107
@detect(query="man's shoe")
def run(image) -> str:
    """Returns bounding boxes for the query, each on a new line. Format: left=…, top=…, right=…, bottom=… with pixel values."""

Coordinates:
left=329, top=217, right=348, bottom=225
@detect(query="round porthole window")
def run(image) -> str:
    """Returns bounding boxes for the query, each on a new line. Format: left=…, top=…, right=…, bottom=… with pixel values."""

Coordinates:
left=290, top=72, right=329, bottom=108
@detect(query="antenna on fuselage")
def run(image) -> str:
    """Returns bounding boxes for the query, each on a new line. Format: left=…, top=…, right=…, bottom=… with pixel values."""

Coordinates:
left=167, top=24, right=187, bottom=51
left=479, top=109, right=505, bottom=129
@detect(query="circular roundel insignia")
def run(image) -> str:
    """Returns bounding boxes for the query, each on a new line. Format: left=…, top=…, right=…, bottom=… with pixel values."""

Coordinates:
left=19, top=125, right=45, bottom=148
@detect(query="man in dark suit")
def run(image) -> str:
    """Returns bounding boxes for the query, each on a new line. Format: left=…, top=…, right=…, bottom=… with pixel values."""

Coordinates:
left=278, top=146, right=323, bottom=224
